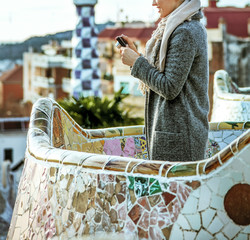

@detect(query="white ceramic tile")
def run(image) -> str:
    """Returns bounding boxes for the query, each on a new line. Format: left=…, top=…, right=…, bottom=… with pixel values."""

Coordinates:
left=176, top=214, right=191, bottom=230
left=213, top=131, right=223, bottom=138
left=86, top=208, right=95, bottom=221
left=186, top=214, right=201, bottom=231
left=207, top=216, right=224, bottom=234
left=12, top=228, right=21, bottom=240
left=208, top=132, right=214, bottom=139
left=75, top=178, right=87, bottom=193
left=206, top=177, right=220, bottom=194
left=223, top=222, right=241, bottom=239
left=230, top=172, right=243, bottom=183
left=217, top=211, right=230, bottom=225
left=192, top=188, right=200, bottom=198
left=201, top=209, right=216, bottom=228
left=215, top=137, right=223, bottom=142
left=222, top=131, right=233, bottom=139
left=183, top=231, right=197, bottom=240
left=234, top=131, right=244, bottom=137
left=218, top=178, right=233, bottom=196
left=215, top=232, right=228, bottom=240
left=196, top=229, right=213, bottom=240
left=59, top=177, right=68, bottom=189
left=66, top=225, right=77, bottom=238
left=62, top=208, right=70, bottom=225
left=210, top=195, right=224, bottom=210
left=243, top=168, right=250, bottom=184
left=218, top=142, right=228, bottom=150
left=198, top=185, right=211, bottom=211
left=241, top=225, right=250, bottom=234
left=224, top=135, right=239, bottom=145
left=238, top=145, right=250, bottom=165
left=234, top=234, right=248, bottom=240
left=169, top=224, right=184, bottom=240
left=20, top=210, right=29, bottom=231
left=51, top=236, right=59, bottom=240
left=181, top=196, right=198, bottom=214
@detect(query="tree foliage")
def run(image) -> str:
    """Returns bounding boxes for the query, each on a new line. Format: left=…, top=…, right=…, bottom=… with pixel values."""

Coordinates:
left=58, top=88, right=144, bottom=129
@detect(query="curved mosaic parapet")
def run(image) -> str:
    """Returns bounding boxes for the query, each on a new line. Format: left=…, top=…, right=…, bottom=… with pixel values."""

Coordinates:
left=7, top=98, right=250, bottom=239
left=211, top=70, right=250, bottom=122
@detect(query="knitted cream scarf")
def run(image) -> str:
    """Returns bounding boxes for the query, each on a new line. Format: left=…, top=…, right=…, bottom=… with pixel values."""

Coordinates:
left=138, top=0, right=201, bottom=95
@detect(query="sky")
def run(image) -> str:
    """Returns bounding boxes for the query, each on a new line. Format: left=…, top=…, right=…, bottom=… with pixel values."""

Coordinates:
left=0, top=0, right=249, bottom=43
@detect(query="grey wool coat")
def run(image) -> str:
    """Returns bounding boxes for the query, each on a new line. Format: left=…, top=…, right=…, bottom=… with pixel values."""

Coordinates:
left=131, top=12, right=209, bottom=162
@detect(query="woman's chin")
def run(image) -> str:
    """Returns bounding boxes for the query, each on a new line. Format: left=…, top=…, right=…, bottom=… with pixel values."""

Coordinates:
left=159, top=12, right=167, bottom=18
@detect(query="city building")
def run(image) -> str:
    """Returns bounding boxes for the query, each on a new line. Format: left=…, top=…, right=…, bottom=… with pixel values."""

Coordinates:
left=0, top=65, right=23, bottom=115
left=204, top=0, right=250, bottom=38
left=0, top=117, right=29, bottom=165
left=98, top=25, right=155, bottom=96
left=23, top=41, right=73, bottom=103
left=204, top=0, right=250, bottom=119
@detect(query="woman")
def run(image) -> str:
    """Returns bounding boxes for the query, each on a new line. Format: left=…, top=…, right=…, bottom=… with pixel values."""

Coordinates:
left=119, top=0, right=209, bottom=162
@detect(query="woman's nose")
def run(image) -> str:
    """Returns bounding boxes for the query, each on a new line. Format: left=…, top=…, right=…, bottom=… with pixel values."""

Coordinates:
left=152, top=0, right=157, bottom=6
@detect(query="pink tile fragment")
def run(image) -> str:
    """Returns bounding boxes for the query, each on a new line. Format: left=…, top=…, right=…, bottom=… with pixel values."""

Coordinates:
left=169, top=182, right=177, bottom=194
left=162, top=192, right=176, bottom=206
left=138, top=211, right=150, bottom=230
left=128, top=204, right=144, bottom=225
left=149, top=226, right=163, bottom=240
left=123, top=138, right=136, bottom=157
left=124, top=218, right=136, bottom=232
left=118, top=204, right=127, bottom=221
left=168, top=198, right=180, bottom=223
left=138, top=197, right=151, bottom=211
left=150, top=208, right=158, bottom=225
left=177, top=184, right=191, bottom=208
left=103, top=139, right=123, bottom=156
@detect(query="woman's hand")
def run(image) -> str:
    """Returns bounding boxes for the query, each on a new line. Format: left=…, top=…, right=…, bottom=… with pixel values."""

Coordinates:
left=120, top=35, right=140, bottom=55
left=120, top=46, right=140, bottom=67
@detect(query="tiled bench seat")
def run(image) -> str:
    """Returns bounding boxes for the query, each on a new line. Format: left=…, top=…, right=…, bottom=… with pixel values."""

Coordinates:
left=7, top=98, right=250, bottom=240
left=211, top=70, right=250, bottom=122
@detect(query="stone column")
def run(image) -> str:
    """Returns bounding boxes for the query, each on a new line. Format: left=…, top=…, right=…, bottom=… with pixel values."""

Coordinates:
left=72, top=0, right=101, bottom=98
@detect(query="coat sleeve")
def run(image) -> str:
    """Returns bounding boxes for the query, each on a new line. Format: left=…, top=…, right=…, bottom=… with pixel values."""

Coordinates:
left=131, top=27, right=197, bottom=100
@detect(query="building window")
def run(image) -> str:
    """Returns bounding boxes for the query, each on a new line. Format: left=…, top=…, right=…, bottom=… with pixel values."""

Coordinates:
left=120, top=82, right=129, bottom=94
left=46, top=68, right=52, bottom=78
left=4, top=148, right=13, bottom=162
left=67, top=70, right=72, bottom=78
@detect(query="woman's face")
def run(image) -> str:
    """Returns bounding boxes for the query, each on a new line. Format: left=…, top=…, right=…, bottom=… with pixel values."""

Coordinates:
left=152, top=0, right=183, bottom=18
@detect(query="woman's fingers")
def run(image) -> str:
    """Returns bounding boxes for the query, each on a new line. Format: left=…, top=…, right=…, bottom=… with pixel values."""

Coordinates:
left=121, top=34, right=130, bottom=43
left=120, top=47, right=139, bottom=66
left=121, top=35, right=135, bottom=47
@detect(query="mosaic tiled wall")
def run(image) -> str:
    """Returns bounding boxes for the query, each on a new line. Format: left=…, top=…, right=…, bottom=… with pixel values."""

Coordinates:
left=211, top=70, right=250, bottom=122
left=7, top=98, right=250, bottom=239
left=0, top=161, right=23, bottom=240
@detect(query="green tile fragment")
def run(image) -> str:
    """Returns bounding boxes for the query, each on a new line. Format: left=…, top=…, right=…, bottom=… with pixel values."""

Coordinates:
left=134, top=177, right=149, bottom=197
left=150, top=180, right=162, bottom=195
left=150, top=178, right=156, bottom=184
left=128, top=176, right=134, bottom=190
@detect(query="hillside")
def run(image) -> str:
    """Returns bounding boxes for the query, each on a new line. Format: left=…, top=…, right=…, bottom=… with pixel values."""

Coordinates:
left=0, top=21, right=115, bottom=61
left=0, top=31, right=73, bottom=60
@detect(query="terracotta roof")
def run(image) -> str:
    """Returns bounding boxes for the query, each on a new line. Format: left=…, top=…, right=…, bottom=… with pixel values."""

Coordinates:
left=0, top=117, right=30, bottom=131
left=204, top=6, right=250, bottom=37
left=0, top=65, right=23, bottom=83
left=98, top=27, right=156, bottom=42
left=204, top=6, right=250, bottom=13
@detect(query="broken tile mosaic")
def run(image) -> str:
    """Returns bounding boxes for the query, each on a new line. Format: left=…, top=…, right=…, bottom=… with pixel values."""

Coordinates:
left=6, top=98, right=250, bottom=240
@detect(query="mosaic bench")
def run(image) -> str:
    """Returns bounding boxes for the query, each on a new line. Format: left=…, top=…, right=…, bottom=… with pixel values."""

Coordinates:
left=7, top=98, right=250, bottom=240
left=211, top=70, right=250, bottom=122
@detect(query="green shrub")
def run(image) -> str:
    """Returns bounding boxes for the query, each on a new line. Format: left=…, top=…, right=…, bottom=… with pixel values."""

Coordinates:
left=102, top=72, right=114, bottom=81
left=58, top=88, right=144, bottom=129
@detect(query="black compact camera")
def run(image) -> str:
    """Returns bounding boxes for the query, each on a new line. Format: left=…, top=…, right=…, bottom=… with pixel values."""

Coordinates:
left=115, top=36, right=127, bottom=48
